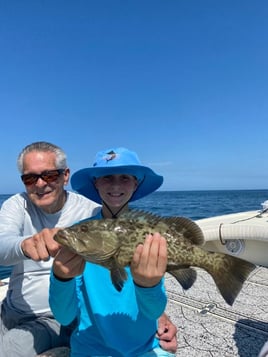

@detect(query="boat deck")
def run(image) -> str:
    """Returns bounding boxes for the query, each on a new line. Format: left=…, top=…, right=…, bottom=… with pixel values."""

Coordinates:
left=1, top=267, right=267, bottom=356
left=165, top=266, right=268, bottom=357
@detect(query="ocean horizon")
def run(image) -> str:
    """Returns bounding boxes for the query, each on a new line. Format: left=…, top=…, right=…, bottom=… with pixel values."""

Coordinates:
left=1, top=189, right=268, bottom=279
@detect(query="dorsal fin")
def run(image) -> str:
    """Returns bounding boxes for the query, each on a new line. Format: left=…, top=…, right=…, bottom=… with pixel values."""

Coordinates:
left=162, top=216, right=204, bottom=245
left=119, top=210, right=204, bottom=246
left=120, top=209, right=160, bottom=221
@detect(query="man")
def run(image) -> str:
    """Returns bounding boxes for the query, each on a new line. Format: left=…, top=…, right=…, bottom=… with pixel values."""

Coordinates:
left=0, top=141, right=101, bottom=356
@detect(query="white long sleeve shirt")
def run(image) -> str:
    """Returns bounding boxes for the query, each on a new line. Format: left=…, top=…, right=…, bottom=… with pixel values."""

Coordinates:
left=0, top=191, right=100, bottom=316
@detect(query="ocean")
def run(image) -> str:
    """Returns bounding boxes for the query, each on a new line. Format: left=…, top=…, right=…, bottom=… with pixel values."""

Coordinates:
left=1, top=189, right=268, bottom=279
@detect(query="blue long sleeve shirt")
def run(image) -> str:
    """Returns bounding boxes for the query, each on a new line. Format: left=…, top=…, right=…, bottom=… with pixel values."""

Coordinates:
left=49, top=212, right=167, bottom=357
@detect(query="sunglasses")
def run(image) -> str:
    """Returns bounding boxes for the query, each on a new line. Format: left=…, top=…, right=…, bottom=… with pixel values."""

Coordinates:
left=21, top=169, right=65, bottom=186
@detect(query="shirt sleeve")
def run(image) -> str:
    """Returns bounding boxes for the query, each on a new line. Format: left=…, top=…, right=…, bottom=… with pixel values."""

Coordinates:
left=0, top=196, right=30, bottom=264
left=49, top=272, right=80, bottom=326
left=134, top=278, right=167, bottom=320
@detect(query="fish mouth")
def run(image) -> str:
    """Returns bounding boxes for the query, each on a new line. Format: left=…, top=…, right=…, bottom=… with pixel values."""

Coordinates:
left=54, top=230, right=68, bottom=243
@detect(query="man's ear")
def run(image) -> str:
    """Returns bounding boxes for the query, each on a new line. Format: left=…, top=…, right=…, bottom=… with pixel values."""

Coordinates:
left=63, top=168, right=70, bottom=185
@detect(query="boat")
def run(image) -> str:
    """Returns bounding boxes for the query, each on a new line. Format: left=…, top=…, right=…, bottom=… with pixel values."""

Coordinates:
left=196, top=206, right=268, bottom=267
left=165, top=265, right=268, bottom=357
left=1, top=208, right=268, bottom=357
left=0, top=278, right=8, bottom=300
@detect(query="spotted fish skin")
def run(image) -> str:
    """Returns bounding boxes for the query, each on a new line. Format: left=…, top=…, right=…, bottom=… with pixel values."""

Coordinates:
left=54, top=210, right=256, bottom=305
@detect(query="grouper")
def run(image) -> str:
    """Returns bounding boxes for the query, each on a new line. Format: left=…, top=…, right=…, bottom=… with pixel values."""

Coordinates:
left=54, top=210, right=256, bottom=306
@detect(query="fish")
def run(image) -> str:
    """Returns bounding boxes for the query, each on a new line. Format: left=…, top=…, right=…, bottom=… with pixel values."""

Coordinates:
left=54, top=210, right=256, bottom=306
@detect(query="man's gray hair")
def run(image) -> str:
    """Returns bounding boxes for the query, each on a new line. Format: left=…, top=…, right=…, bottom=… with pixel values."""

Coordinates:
left=17, top=141, right=68, bottom=173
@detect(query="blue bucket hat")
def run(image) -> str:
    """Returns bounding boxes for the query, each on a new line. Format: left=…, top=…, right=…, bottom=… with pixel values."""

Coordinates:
left=71, top=147, right=163, bottom=203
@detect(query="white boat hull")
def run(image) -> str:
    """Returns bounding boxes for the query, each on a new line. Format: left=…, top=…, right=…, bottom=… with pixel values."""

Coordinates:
left=196, top=209, right=268, bottom=267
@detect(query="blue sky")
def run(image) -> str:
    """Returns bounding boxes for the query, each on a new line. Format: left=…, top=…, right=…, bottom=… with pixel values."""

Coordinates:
left=1, top=0, right=268, bottom=193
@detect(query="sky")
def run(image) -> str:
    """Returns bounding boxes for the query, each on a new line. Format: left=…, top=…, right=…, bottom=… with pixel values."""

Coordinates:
left=1, top=0, right=268, bottom=194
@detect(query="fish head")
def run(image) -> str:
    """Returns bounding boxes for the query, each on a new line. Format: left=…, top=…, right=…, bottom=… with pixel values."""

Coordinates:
left=54, top=220, right=121, bottom=264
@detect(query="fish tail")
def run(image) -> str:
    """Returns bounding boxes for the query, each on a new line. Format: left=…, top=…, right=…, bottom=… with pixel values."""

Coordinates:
left=208, top=254, right=256, bottom=306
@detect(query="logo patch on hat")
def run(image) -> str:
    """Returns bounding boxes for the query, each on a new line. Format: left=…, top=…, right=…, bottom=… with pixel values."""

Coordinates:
left=104, top=151, right=117, bottom=162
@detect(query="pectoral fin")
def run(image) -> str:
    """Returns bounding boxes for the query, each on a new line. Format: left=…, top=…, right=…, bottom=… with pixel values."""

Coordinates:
left=110, top=259, right=128, bottom=291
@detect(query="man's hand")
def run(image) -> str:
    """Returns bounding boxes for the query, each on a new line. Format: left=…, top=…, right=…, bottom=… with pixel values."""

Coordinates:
left=21, top=228, right=61, bottom=261
left=157, top=313, right=178, bottom=353
left=131, top=233, right=167, bottom=287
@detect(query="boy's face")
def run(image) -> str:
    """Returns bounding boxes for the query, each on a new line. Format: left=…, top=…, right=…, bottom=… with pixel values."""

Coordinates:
left=94, top=174, right=138, bottom=208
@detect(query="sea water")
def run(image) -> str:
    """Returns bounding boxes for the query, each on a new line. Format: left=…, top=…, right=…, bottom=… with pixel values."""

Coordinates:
left=1, top=189, right=268, bottom=279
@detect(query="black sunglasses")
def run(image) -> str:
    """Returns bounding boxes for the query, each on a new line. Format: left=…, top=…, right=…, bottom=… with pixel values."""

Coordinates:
left=21, top=169, right=65, bottom=186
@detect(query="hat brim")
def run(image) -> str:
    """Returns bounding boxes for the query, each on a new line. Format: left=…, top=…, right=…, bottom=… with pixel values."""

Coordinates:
left=71, top=165, right=163, bottom=204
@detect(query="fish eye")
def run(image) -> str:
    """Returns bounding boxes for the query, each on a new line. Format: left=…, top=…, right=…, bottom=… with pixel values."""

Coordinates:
left=80, top=225, right=89, bottom=233
left=114, top=226, right=127, bottom=234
